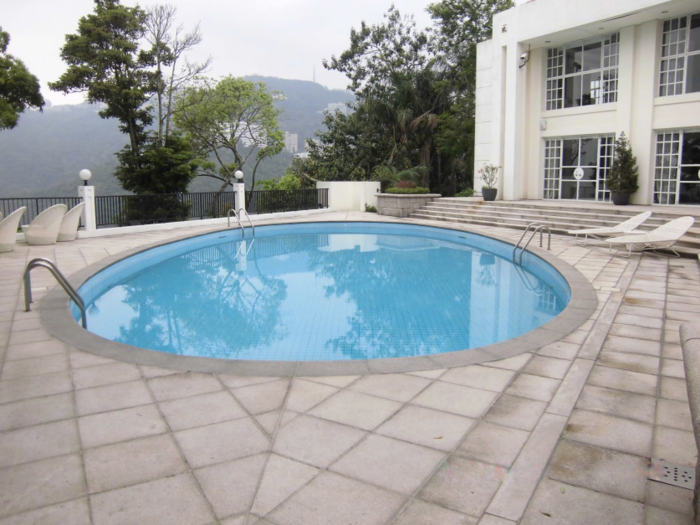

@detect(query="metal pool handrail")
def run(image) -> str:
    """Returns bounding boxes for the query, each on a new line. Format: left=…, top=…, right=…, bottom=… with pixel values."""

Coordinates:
left=512, top=223, right=551, bottom=265
left=227, top=208, right=243, bottom=230
left=24, top=257, right=87, bottom=329
left=238, top=208, right=255, bottom=238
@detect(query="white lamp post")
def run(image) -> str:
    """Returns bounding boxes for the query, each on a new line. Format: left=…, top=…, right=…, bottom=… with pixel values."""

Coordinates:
left=234, top=170, right=246, bottom=212
left=78, top=169, right=96, bottom=232
left=79, top=169, right=92, bottom=186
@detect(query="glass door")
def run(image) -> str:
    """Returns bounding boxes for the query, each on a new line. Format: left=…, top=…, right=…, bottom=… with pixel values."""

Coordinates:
left=543, top=136, right=614, bottom=201
left=561, top=138, right=598, bottom=200
left=654, top=131, right=700, bottom=205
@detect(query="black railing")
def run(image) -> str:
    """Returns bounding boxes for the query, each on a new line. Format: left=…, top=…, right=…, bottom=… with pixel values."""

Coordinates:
left=247, top=188, right=329, bottom=215
left=94, top=192, right=237, bottom=227
left=0, top=197, right=83, bottom=226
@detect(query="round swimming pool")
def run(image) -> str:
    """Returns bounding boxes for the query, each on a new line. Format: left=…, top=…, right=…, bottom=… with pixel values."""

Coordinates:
left=72, top=222, right=570, bottom=361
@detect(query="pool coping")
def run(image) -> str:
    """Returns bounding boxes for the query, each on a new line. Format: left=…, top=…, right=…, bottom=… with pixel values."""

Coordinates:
left=39, top=216, right=598, bottom=376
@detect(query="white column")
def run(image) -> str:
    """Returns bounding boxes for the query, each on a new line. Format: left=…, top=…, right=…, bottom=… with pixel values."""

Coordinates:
left=235, top=183, right=246, bottom=212
left=78, top=185, right=96, bottom=231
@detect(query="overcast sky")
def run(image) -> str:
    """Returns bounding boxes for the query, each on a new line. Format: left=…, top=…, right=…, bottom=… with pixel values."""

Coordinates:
left=1, top=0, right=448, bottom=106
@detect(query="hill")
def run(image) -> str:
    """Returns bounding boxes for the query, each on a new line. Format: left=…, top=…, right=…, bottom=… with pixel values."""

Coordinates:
left=0, top=78, right=353, bottom=197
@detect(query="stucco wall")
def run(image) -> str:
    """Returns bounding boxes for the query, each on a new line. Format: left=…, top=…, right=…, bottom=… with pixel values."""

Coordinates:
left=316, top=181, right=381, bottom=211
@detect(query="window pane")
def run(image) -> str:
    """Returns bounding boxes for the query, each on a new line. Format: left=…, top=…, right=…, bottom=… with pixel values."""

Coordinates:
left=680, top=167, right=700, bottom=182
left=565, top=45, right=583, bottom=74
left=564, top=76, right=581, bottom=107
left=583, top=40, right=602, bottom=71
left=682, top=132, right=700, bottom=165
left=582, top=72, right=602, bottom=105
left=580, top=139, right=598, bottom=166
left=679, top=183, right=700, bottom=205
left=563, top=140, right=579, bottom=166
left=687, top=55, right=700, bottom=94
left=690, top=14, right=700, bottom=52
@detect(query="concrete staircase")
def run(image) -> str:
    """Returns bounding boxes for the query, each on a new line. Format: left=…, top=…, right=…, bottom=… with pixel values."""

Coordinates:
left=410, top=198, right=700, bottom=257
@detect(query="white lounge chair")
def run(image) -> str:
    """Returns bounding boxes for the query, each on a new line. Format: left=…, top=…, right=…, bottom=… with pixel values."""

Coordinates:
left=22, top=204, right=67, bottom=246
left=606, top=216, right=695, bottom=257
left=57, top=202, right=85, bottom=242
left=0, top=207, right=27, bottom=253
left=568, top=211, right=652, bottom=244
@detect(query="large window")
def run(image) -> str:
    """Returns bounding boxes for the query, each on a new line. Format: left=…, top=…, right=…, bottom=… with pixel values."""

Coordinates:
left=659, top=13, right=700, bottom=96
left=654, top=131, right=700, bottom=205
left=546, top=34, right=619, bottom=110
left=543, top=136, right=614, bottom=201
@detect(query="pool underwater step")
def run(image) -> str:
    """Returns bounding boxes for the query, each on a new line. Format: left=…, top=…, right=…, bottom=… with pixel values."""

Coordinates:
left=410, top=199, right=700, bottom=257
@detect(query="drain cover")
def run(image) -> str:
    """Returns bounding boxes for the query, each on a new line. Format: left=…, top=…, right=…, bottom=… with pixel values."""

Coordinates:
left=649, top=459, right=695, bottom=490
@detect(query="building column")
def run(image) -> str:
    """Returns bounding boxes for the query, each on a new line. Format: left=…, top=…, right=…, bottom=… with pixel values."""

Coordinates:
left=78, top=185, right=96, bottom=231
left=502, top=42, right=528, bottom=201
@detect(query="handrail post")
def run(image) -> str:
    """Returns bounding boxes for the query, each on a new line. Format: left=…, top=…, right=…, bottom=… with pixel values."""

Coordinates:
left=24, top=258, right=87, bottom=329
left=238, top=208, right=255, bottom=238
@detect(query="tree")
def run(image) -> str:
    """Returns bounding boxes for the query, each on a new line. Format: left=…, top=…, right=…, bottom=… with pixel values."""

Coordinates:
left=174, top=76, right=284, bottom=197
left=49, top=0, right=157, bottom=163
left=608, top=132, right=639, bottom=195
left=115, top=132, right=199, bottom=194
left=144, top=4, right=211, bottom=146
left=0, top=27, right=44, bottom=130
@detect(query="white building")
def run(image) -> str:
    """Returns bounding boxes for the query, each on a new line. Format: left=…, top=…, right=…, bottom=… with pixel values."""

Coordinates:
left=475, top=0, right=700, bottom=206
left=326, top=102, right=349, bottom=114
left=284, top=132, right=299, bottom=154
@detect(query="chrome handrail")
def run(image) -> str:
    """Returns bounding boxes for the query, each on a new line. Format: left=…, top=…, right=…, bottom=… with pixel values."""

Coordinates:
left=512, top=223, right=551, bottom=265
left=227, top=208, right=243, bottom=230
left=24, top=258, right=87, bottom=329
left=238, top=208, right=255, bottom=238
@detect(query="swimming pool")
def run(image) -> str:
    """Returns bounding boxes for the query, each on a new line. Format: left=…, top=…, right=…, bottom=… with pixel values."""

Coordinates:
left=72, top=222, right=571, bottom=362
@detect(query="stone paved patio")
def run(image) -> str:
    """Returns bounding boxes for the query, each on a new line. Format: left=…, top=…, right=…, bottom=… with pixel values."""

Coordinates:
left=0, top=211, right=697, bottom=524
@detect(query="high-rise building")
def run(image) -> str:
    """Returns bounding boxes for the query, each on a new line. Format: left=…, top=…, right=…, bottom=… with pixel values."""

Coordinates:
left=284, top=132, right=299, bottom=154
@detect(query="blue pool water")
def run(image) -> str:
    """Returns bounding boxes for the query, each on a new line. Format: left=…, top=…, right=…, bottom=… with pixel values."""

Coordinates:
left=75, top=222, right=570, bottom=361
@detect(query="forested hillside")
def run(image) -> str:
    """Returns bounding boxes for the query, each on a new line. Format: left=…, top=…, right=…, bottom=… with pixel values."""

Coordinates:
left=0, top=77, right=352, bottom=197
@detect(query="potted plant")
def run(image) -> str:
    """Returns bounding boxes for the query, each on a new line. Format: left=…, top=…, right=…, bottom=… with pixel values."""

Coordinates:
left=480, top=164, right=500, bottom=202
left=607, top=132, right=639, bottom=206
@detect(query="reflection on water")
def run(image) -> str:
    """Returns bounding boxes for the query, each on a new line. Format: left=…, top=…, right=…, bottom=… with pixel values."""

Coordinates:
left=86, top=232, right=567, bottom=361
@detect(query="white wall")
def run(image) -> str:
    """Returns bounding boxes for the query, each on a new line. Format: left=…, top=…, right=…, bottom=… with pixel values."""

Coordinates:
left=316, top=181, right=381, bottom=211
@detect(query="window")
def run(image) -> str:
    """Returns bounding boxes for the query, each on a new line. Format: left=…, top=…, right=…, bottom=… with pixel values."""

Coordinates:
left=654, top=131, right=700, bottom=205
left=546, top=34, right=619, bottom=110
left=542, top=135, right=614, bottom=201
left=659, top=13, right=700, bottom=96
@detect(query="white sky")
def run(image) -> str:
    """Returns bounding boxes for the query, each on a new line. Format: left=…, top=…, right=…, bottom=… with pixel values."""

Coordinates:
left=1, top=0, right=443, bottom=105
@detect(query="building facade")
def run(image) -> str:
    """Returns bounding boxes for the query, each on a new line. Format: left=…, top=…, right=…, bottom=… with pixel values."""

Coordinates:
left=284, top=132, right=299, bottom=154
left=475, top=0, right=700, bottom=205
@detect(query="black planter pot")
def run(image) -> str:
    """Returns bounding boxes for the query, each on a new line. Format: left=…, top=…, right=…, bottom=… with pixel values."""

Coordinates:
left=482, top=188, right=498, bottom=202
left=611, top=192, right=630, bottom=205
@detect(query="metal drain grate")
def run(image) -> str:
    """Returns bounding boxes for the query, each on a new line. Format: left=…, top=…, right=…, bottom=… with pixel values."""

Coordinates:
left=649, top=459, right=695, bottom=490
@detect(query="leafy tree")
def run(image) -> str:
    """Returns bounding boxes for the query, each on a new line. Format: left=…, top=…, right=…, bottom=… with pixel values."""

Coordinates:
left=257, top=173, right=301, bottom=191
left=115, top=132, right=199, bottom=193
left=174, top=76, right=284, bottom=197
left=49, top=0, right=157, bottom=162
left=0, top=27, right=45, bottom=130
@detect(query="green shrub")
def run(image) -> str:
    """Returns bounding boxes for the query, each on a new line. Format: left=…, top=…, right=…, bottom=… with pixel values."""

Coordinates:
left=456, top=188, right=474, bottom=197
left=608, top=132, right=639, bottom=194
left=365, top=204, right=377, bottom=213
left=385, top=187, right=430, bottom=194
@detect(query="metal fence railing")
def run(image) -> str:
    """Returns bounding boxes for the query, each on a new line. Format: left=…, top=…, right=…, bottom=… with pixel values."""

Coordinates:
left=1, top=188, right=329, bottom=230
left=94, top=191, right=237, bottom=227
left=0, top=197, right=83, bottom=226
left=247, top=188, right=329, bottom=215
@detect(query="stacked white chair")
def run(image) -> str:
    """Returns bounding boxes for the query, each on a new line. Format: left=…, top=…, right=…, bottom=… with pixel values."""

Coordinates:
left=23, top=204, right=67, bottom=246
left=0, top=207, right=27, bottom=253
left=567, top=211, right=651, bottom=244
left=57, top=202, right=85, bottom=242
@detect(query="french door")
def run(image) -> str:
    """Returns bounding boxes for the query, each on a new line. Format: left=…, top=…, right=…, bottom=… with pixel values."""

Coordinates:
left=543, top=136, right=614, bottom=201
left=654, top=131, right=700, bottom=205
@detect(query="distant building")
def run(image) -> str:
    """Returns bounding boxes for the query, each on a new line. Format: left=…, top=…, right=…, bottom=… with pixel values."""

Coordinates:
left=325, top=102, right=348, bottom=114
left=284, top=132, right=299, bottom=154
left=239, top=123, right=266, bottom=148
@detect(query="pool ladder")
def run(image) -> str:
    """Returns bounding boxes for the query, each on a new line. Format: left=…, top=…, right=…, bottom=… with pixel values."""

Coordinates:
left=512, top=223, right=551, bottom=266
left=227, top=208, right=255, bottom=238
left=24, top=258, right=87, bottom=329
